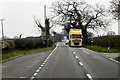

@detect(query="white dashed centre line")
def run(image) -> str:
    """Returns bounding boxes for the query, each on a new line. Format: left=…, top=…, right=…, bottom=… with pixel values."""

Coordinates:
left=19, top=77, right=27, bottom=78
left=41, top=65, right=44, bottom=67
left=30, top=43, right=59, bottom=80
left=79, top=62, right=83, bottom=66
left=87, top=74, right=93, bottom=80
left=73, top=52, right=75, bottom=54
left=44, top=60, right=47, bottom=63
left=36, top=70, right=40, bottom=73
left=39, top=67, right=42, bottom=70
left=42, top=63, right=45, bottom=65
left=75, top=56, right=78, bottom=59
left=30, top=77, right=35, bottom=80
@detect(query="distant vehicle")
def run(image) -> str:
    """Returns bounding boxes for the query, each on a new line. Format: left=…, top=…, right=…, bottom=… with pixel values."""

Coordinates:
left=69, top=29, right=83, bottom=47
left=65, top=40, right=69, bottom=45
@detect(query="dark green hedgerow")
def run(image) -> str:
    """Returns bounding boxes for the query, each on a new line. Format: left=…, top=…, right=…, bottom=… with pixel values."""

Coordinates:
left=2, top=37, right=53, bottom=54
left=93, top=35, right=120, bottom=49
left=2, top=43, right=57, bottom=61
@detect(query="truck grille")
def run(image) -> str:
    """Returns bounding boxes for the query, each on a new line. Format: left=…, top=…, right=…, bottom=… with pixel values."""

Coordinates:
left=74, top=42, right=79, bottom=45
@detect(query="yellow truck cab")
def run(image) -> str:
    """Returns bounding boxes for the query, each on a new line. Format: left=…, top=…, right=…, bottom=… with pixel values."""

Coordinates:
left=69, top=29, right=83, bottom=47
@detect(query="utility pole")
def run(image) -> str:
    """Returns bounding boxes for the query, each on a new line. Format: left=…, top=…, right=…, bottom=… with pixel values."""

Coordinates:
left=0, top=19, right=5, bottom=40
left=44, top=5, right=46, bottom=35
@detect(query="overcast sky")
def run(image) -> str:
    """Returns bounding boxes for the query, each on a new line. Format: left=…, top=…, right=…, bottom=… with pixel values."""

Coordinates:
left=0, top=0, right=118, bottom=38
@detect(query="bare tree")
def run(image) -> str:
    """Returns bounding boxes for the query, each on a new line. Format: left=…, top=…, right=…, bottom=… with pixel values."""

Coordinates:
left=110, top=0, right=120, bottom=20
left=33, top=16, right=45, bottom=36
left=50, top=0, right=110, bottom=44
left=33, top=16, right=52, bottom=36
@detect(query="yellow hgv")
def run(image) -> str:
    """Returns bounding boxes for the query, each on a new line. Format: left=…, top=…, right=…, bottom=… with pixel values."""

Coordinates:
left=69, top=29, right=83, bottom=47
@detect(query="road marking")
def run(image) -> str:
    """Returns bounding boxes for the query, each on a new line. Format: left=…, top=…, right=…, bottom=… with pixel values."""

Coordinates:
left=19, top=77, right=27, bottom=78
left=47, top=56, right=50, bottom=58
left=30, top=43, right=59, bottom=79
left=79, top=62, right=83, bottom=66
left=82, top=50, right=90, bottom=54
left=96, top=53, right=120, bottom=64
left=75, top=56, right=78, bottom=59
left=109, top=58, right=114, bottom=61
left=33, top=73, right=38, bottom=76
left=86, top=74, right=93, bottom=80
left=30, top=77, right=35, bottom=80
left=39, top=67, right=42, bottom=70
left=105, top=56, right=109, bottom=58
left=73, top=52, right=75, bottom=54
left=46, top=57, right=49, bottom=60
left=44, top=60, right=47, bottom=63
left=108, top=58, right=120, bottom=63
left=36, top=70, right=40, bottom=73
left=41, top=65, right=44, bottom=67
left=42, top=62, right=45, bottom=65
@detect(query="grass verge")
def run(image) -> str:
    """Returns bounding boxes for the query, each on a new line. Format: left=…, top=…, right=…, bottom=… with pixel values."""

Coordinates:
left=84, top=45, right=120, bottom=53
left=2, top=43, right=57, bottom=61
left=115, top=57, right=120, bottom=62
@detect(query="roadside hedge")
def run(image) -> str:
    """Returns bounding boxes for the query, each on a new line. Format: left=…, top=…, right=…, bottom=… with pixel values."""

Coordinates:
left=2, top=37, right=53, bottom=54
left=93, top=35, right=120, bottom=49
left=2, top=40, right=16, bottom=53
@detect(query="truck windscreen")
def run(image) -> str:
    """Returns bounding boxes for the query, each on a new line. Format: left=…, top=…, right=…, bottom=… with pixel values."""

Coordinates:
left=72, top=34, right=82, bottom=38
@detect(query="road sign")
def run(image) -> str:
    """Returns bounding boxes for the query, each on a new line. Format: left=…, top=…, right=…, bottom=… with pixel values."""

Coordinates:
left=42, top=35, right=50, bottom=40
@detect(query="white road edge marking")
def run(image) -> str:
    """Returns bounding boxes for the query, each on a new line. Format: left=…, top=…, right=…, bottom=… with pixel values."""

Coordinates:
left=86, top=74, right=93, bottom=80
left=81, top=47, right=120, bottom=64
left=79, top=62, right=83, bottom=66
left=109, top=58, right=114, bottom=60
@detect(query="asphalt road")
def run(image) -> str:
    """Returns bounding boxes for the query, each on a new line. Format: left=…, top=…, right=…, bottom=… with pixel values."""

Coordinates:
left=2, top=42, right=120, bottom=79
left=2, top=51, right=51, bottom=78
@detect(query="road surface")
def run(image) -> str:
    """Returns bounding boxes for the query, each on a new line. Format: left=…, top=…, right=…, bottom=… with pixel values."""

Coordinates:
left=2, top=42, right=120, bottom=80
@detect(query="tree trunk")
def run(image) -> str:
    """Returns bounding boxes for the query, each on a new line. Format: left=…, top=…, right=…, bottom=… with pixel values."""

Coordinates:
left=82, top=27, right=88, bottom=44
